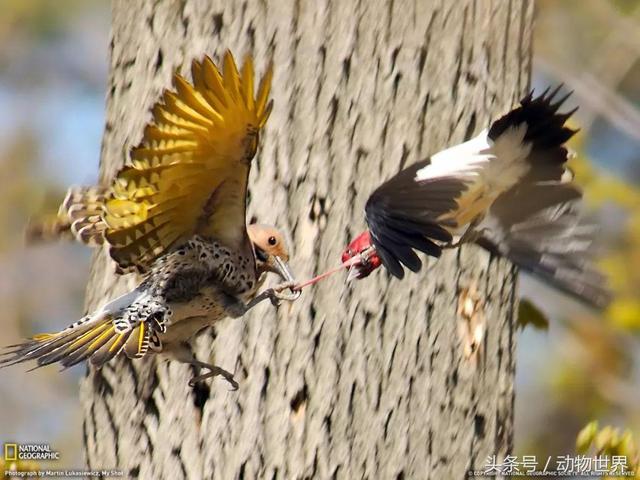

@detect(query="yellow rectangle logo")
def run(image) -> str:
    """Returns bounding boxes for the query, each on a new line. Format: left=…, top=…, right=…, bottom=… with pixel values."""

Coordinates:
left=4, top=443, right=17, bottom=461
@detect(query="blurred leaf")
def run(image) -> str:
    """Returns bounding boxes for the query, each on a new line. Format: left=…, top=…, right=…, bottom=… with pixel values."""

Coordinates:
left=620, top=430, right=638, bottom=463
left=568, top=320, right=631, bottom=377
left=595, top=425, right=617, bottom=452
left=518, top=299, right=550, bottom=331
left=568, top=132, right=640, bottom=335
left=609, top=0, right=640, bottom=16
left=0, top=0, right=103, bottom=43
left=577, top=420, right=599, bottom=453
left=527, top=0, right=640, bottom=468
left=577, top=422, right=640, bottom=479
left=607, top=299, right=640, bottom=331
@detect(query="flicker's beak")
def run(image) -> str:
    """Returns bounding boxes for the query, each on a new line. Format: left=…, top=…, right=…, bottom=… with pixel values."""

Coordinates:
left=266, top=254, right=301, bottom=301
left=268, top=255, right=296, bottom=283
left=255, top=244, right=295, bottom=283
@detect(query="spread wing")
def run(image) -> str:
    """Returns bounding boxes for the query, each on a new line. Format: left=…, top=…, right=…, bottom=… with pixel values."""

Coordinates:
left=364, top=87, right=581, bottom=280
left=103, top=51, right=273, bottom=271
left=364, top=161, right=469, bottom=278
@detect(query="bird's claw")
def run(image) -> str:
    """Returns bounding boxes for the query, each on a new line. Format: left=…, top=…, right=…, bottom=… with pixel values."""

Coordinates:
left=273, top=280, right=301, bottom=301
left=245, top=281, right=301, bottom=311
left=189, top=365, right=238, bottom=390
left=263, top=281, right=300, bottom=306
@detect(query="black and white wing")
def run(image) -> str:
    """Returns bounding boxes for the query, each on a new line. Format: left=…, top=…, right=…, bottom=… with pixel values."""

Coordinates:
left=364, top=161, right=469, bottom=278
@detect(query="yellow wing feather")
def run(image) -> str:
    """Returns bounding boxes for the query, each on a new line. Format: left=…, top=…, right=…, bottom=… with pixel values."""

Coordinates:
left=103, top=51, right=273, bottom=271
left=242, top=59, right=255, bottom=112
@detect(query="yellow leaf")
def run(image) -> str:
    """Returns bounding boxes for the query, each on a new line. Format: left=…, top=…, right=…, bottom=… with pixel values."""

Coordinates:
left=607, top=299, right=640, bottom=331
left=577, top=420, right=599, bottom=454
left=595, top=426, right=616, bottom=453
left=619, top=430, right=637, bottom=461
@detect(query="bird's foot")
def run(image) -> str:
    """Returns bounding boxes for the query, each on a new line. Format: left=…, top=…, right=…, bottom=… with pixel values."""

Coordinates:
left=268, top=280, right=301, bottom=304
left=189, top=363, right=238, bottom=390
left=245, top=281, right=300, bottom=310
left=262, top=280, right=301, bottom=306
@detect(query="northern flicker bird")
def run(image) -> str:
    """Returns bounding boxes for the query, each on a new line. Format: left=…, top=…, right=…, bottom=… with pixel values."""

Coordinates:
left=3, top=51, right=299, bottom=388
left=340, top=87, right=611, bottom=308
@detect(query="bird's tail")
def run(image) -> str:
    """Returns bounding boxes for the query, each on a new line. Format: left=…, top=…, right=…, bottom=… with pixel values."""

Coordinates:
left=0, top=290, right=162, bottom=371
left=477, top=183, right=612, bottom=309
left=25, top=185, right=108, bottom=246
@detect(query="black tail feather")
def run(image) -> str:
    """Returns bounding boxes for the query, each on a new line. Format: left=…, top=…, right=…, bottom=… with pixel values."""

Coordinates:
left=489, top=86, right=577, bottom=183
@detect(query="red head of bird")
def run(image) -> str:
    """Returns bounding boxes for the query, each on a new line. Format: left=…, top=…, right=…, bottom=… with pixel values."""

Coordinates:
left=341, top=231, right=382, bottom=280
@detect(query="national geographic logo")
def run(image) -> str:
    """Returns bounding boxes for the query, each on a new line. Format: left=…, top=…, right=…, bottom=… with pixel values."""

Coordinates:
left=4, top=443, right=60, bottom=461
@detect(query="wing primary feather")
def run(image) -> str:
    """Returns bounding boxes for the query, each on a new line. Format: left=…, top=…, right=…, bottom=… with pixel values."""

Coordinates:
left=202, top=56, right=230, bottom=107
left=256, top=63, right=273, bottom=119
left=363, top=169, right=468, bottom=277
left=223, top=50, right=241, bottom=101
left=102, top=52, right=273, bottom=270
left=374, top=241, right=406, bottom=279
left=241, top=55, right=255, bottom=111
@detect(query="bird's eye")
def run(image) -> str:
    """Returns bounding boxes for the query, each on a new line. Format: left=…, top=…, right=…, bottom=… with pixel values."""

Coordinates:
left=268, top=236, right=277, bottom=246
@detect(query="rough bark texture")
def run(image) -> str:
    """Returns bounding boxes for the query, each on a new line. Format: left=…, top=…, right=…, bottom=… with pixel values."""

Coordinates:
left=81, top=1, right=533, bottom=478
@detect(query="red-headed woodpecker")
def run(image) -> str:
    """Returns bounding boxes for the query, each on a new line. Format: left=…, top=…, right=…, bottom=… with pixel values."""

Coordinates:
left=341, top=87, right=611, bottom=308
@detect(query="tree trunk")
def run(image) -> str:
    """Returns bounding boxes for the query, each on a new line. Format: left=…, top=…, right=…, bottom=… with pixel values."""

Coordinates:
left=81, top=0, right=533, bottom=478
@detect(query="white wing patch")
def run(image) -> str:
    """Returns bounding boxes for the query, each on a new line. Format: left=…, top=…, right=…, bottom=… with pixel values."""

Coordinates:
left=416, top=125, right=532, bottom=198
left=415, top=130, right=492, bottom=182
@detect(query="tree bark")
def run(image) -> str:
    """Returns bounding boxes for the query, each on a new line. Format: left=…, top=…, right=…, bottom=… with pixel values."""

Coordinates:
left=81, top=0, right=533, bottom=478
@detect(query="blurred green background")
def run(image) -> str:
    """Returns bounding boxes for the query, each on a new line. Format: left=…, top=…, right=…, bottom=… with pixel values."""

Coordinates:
left=0, top=0, right=638, bottom=475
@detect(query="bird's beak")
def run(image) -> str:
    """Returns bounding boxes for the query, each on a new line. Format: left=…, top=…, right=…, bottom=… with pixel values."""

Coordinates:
left=343, top=246, right=377, bottom=282
left=268, top=255, right=301, bottom=300
left=346, top=265, right=362, bottom=283
left=267, top=255, right=296, bottom=284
